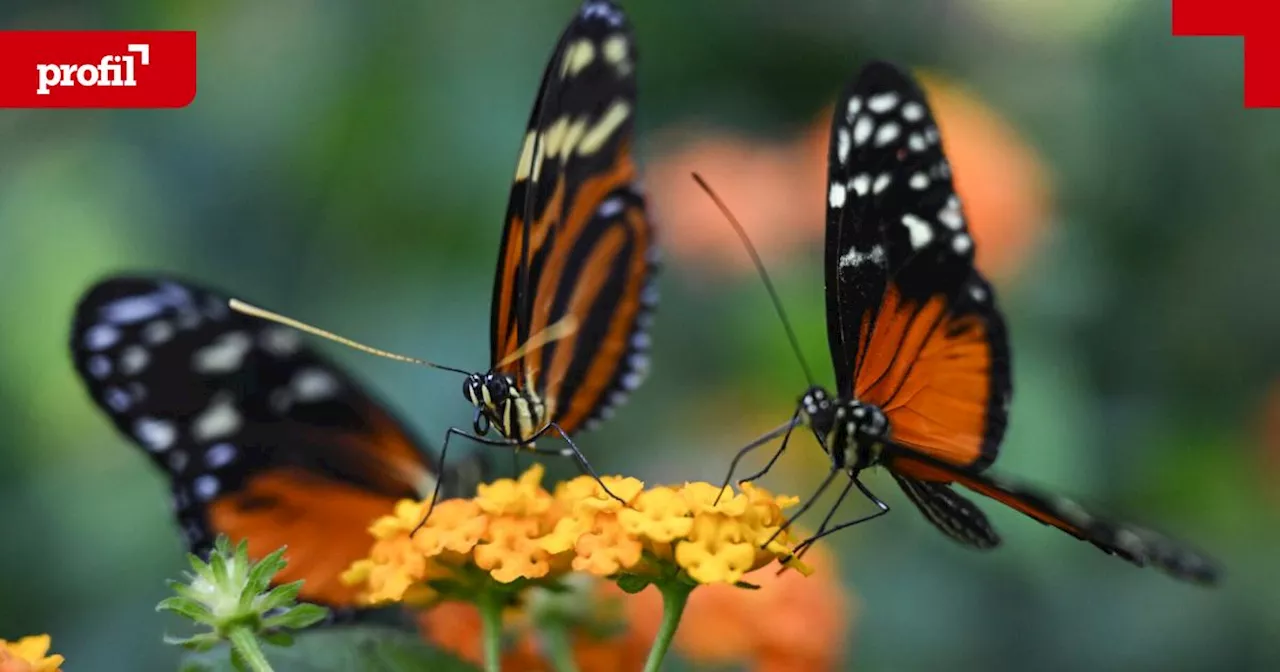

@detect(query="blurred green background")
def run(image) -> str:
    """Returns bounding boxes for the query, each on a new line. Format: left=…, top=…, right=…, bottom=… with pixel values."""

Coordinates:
left=2, top=0, right=1278, bottom=670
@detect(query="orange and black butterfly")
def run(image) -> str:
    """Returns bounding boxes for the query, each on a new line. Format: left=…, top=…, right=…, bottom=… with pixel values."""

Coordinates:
left=234, top=0, right=656, bottom=494
left=70, top=275, right=487, bottom=607
left=721, top=61, right=1218, bottom=583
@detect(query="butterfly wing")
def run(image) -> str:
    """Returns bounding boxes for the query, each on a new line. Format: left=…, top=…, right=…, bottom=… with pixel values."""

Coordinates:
left=825, top=61, right=1010, bottom=470
left=890, top=473, right=1000, bottom=549
left=71, top=275, right=480, bottom=606
left=884, top=446, right=1219, bottom=584
left=490, top=0, right=657, bottom=434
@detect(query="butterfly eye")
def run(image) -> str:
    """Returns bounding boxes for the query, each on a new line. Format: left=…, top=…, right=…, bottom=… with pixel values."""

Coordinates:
left=486, top=377, right=508, bottom=400
left=463, top=376, right=484, bottom=406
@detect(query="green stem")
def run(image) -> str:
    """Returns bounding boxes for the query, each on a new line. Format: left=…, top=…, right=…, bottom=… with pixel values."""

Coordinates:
left=478, top=590, right=505, bottom=672
left=642, top=580, right=694, bottom=672
left=540, top=621, right=579, bottom=672
left=227, top=625, right=274, bottom=672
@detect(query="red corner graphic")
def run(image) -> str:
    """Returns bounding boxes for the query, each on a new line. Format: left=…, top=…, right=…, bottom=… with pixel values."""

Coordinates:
left=1173, top=0, right=1280, bottom=108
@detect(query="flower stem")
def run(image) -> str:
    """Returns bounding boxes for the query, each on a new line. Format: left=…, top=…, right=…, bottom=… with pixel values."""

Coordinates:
left=227, top=625, right=274, bottom=672
left=478, top=590, right=504, bottom=672
left=642, top=580, right=694, bottom=672
left=540, top=621, right=579, bottom=672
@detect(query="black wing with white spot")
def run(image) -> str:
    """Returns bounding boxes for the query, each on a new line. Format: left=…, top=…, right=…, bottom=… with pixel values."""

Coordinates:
left=826, top=61, right=1010, bottom=471
left=70, top=275, right=484, bottom=606
left=490, top=0, right=657, bottom=434
left=884, top=447, right=1220, bottom=584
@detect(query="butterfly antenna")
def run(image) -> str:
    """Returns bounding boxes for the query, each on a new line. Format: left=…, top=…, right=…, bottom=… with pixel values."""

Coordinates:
left=228, top=299, right=473, bottom=376
left=691, top=172, right=816, bottom=386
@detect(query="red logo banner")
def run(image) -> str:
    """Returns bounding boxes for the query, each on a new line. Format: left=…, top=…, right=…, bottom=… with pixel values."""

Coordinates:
left=1173, top=0, right=1280, bottom=108
left=0, top=31, right=196, bottom=108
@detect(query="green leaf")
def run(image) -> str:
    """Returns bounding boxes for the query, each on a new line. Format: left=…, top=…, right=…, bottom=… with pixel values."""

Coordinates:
left=243, top=547, right=288, bottom=603
left=256, top=581, right=303, bottom=612
left=615, top=574, right=652, bottom=594
left=164, top=633, right=222, bottom=651
left=179, top=626, right=481, bottom=672
left=262, top=604, right=329, bottom=631
left=157, top=596, right=214, bottom=623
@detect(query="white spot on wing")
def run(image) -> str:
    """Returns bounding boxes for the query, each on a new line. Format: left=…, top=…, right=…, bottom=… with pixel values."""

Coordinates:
left=969, top=284, right=988, bottom=302
left=84, top=325, right=121, bottom=351
left=598, top=196, right=624, bottom=218
left=902, top=101, right=925, bottom=122
left=952, top=233, right=972, bottom=254
left=872, top=173, right=892, bottom=194
left=867, top=92, right=900, bottom=113
left=260, top=327, right=301, bottom=357
left=938, top=196, right=964, bottom=230
left=205, top=443, right=237, bottom=469
left=101, top=283, right=191, bottom=325
left=192, top=394, right=242, bottom=442
left=836, top=127, right=851, bottom=163
left=194, top=475, right=220, bottom=502
left=852, top=115, right=873, bottom=147
left=873, top=122, right=900, bottom=147
left=193, top=332, right=253, bottom=374
left=828, top=182, right=847, bottom=208
left=105, top=387, right=131, bottom=412
left=837, top=244, right=886, bottom=269
left=850, top=174, right=871, bottom=197
left=907, top=133, right=927, bottom=153
left=909, top=173, right=929, bottom=190
left=143, top=320, right=174, bottom=345
left=291, top=368, right=340, bottom=402
left=845, top=96, right=861, bottom=120
left=120, top=345, right=150, bottom=375
left=87, top=355, right=112, bottom=379
left=135, top=417, right=176, bottom=452
left=901, top=214, right=934, bottom=249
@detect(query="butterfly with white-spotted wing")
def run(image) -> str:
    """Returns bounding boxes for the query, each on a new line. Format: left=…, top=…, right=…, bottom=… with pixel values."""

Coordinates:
left=711, top=61, right=1219, bottom=584
left=71, top=275, right=487, bottom=607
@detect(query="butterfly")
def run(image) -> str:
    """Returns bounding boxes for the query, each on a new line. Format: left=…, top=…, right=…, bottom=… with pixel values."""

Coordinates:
left=717, top=61, right=1219, bottom=584
left=71, top=275, right=488, bottom=607
left=231, top=0, right=656, bottom=499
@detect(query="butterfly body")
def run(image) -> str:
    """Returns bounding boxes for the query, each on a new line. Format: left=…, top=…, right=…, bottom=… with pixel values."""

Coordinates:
left=798, top=385, right=888, bottom=472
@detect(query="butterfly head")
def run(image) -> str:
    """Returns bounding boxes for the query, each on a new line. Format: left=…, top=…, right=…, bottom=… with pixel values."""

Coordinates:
left=464, top=373, right=511, bottom=415
left=463, top=372, right=544, bottom=442
left=799, top=387, right=888, bottom=471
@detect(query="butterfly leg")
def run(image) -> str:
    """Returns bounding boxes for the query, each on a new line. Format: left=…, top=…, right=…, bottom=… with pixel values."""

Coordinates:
left=416, top=426, right=536, bottom=531
left=763, top=465, right=843, bottom=547
left=542, top=422, right=627, bottom=504
left=715, top=413, right=800, bottom=504
left=791, top=477, right=890, bottom=557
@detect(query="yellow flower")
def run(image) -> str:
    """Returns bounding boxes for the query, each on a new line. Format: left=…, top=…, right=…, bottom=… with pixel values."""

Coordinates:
left=0, top=635, right=64, bottom=672
left=343, top=465, right=807, bottom=606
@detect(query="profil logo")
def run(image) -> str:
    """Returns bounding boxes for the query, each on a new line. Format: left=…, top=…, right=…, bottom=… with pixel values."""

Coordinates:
left=0, top=31, right=196, bottom=108
left=37, top=43, right=150, bottom=95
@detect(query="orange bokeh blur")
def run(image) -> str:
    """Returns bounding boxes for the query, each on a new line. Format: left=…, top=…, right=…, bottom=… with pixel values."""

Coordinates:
left=648, top=69, right=1051, bottom=284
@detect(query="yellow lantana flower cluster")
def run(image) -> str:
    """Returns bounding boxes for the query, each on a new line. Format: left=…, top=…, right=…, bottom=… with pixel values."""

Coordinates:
left=343, top=464, right=806, bottom=604
left=0, top=635, right=64, bottom=672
